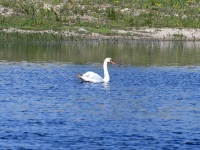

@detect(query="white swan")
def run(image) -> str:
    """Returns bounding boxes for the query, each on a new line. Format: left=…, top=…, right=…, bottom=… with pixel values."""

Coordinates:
left=77, top=58, right=115, bottom=83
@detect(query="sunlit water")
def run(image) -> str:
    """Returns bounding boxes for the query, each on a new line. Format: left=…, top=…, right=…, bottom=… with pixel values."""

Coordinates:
left=0, top=41, right=200, bottom=149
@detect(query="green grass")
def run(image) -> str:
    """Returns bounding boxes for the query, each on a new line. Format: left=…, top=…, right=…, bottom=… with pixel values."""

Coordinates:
left=0, top=30, right=85, bottom=42
left=86, top=27, right=113, bottom=35
left=0, top=0, right=200, bottom=34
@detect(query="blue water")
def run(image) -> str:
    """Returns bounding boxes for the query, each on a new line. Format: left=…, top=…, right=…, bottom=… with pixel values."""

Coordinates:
left=0, top=62, right=200, bottom=149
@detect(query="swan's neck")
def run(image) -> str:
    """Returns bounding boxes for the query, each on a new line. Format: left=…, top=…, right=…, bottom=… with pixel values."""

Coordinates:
left=103, top=61, right=110, bottom=82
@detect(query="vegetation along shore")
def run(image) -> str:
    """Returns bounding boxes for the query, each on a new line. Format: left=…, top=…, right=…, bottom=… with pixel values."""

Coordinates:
left=1, top=0, right=200, bottom=41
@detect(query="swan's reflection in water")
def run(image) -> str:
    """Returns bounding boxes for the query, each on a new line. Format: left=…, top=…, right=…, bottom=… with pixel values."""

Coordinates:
left=102, top=82, right=110, bottom=90
left=82, top=82, right=110, bottom=90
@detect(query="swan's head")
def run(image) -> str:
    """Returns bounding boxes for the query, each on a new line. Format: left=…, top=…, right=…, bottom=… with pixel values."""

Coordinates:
left=105, top=58, right=115, bottom=64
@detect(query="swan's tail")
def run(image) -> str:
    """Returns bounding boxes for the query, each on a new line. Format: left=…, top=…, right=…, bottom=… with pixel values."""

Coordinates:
left=76, top=74, right=89, bottom=82
left=76, top=74, right=85, bottom=82
left=76, top=74, right=82, bottom=78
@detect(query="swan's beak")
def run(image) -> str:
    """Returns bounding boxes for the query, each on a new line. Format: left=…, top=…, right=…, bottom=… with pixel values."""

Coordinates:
left=111, top=60, right=115, bottom=64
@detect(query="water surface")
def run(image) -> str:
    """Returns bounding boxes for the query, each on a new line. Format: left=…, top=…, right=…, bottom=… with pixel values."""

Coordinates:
left=0, top=41, right=200, bottom=149
left=1, top=40, right=200, bottom=65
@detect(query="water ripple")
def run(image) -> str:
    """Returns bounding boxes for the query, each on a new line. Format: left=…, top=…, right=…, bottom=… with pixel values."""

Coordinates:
left=0, top=62, right=200, bottom=149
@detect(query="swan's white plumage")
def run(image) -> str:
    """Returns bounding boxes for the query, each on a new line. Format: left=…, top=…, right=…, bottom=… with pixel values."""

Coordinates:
left=77, top=58, right=114, bottom=83
left=80, top=71, right=104, bottom=83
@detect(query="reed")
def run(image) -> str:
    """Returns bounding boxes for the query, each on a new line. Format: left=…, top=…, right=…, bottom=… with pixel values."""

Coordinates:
left=0, top=31, right=75, bottom=42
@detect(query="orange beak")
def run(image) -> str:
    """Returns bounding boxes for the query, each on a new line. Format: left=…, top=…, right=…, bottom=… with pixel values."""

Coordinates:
left=111, top=60, right=115, bottom=64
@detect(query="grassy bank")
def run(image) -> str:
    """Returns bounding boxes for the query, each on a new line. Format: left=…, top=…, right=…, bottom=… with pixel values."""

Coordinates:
left=1, top=0, right=200, bottom=29
left=0, top=0, right=200, bottom=40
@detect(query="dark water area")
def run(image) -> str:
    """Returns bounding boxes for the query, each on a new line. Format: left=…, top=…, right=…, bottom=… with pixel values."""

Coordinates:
left=1, top=40, right=200, bottom=66
left=0, top=41, right=200, bottom=149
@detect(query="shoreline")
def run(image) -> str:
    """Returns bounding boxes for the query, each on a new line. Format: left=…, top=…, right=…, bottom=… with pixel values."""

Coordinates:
left=1, top=27, right=200, bottom=41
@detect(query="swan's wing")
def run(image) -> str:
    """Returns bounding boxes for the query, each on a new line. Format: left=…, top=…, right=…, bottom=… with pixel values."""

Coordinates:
left=78, top=71, right=103, bottom=83
left=83, top=71, right=102, bottom=79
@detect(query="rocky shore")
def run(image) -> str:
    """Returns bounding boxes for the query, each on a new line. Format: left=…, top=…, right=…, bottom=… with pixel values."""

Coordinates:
left=2, top=27, right=200, bottom=41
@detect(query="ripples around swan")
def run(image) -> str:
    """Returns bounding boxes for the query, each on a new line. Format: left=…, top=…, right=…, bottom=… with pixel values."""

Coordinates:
left=0, top=62, right=200, bottom=149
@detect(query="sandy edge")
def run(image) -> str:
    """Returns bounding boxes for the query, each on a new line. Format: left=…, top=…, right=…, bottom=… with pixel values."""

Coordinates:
left=1, top=27, right=200, bottom=41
